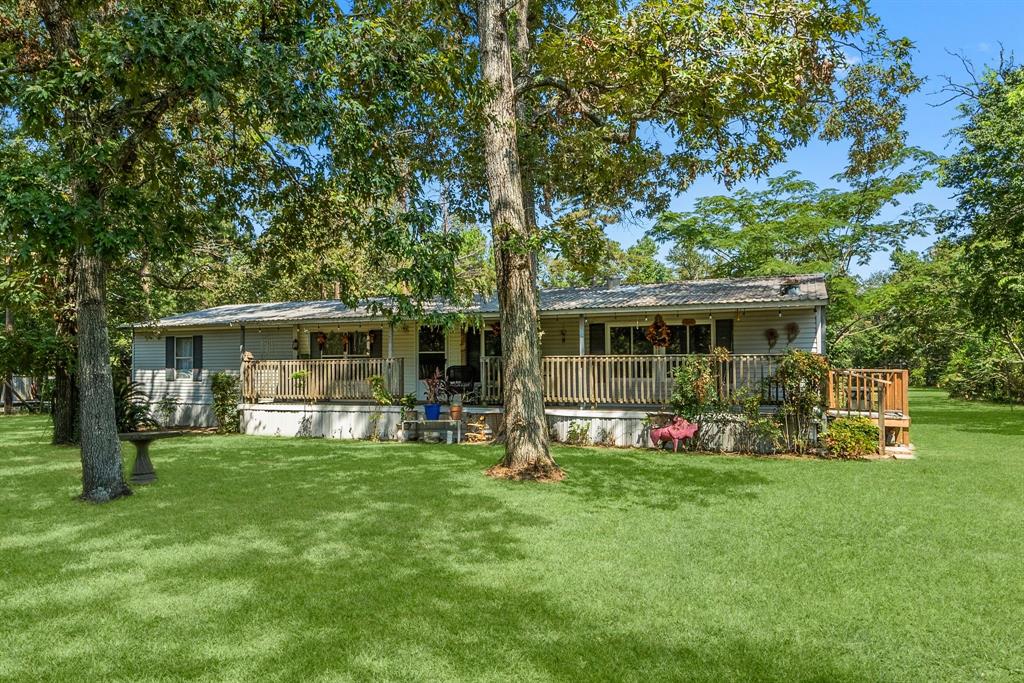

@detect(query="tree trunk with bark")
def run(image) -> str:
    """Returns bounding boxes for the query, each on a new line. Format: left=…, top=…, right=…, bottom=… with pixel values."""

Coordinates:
left=52, top=359, right=79, bottom=444
left=76, top=247, right=129, bottom=501
left=3, top=259, right=12, bottom=415
left=51, top=257, right=80, bottom=444
left=478, top=0, right=561, bottom=480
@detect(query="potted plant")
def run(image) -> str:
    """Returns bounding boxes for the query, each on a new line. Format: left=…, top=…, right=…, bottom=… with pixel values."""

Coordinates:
left=399, top=393, right=418, bottom=421
left=423, top=368, right=445, bottom=420
left=449, top=393, right=463, bottom=421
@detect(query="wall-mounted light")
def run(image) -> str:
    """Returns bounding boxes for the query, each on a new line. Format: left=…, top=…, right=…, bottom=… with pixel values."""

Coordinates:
left=291, top=339, right=299, bottom=351
left=778, top=309, right=783, bottom=318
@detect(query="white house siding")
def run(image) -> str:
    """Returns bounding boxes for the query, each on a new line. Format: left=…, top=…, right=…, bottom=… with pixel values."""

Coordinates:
left=133, top=326, right=292, bottom=427
left=732, top=308, right=819, bottom=354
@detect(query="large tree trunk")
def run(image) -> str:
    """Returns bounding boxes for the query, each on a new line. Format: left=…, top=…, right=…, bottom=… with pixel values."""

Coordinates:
left=3, top=259, right=11, bottom=415
left=52, top=360, right=80, bottom=444
left=76, top=247, right=129, bottom=501
left=51, top=257, right=80, bottom=444
left=478, top=0, right=560, bottom=480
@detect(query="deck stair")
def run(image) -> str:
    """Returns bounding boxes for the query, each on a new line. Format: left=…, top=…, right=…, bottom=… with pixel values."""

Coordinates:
left=827, top=368, right=911, bottom=456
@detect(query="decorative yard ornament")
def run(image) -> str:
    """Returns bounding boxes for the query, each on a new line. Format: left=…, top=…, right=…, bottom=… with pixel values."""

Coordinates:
left=645, top=314, right=672, bottom=348
left=786, top=322, right=801, bottom=345
left=765, top=328, right=779, bottom=352
left=650, top=417, right=699, bottom=452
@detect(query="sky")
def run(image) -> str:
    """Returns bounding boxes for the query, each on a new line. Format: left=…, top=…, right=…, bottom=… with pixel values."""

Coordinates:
left=607, top=0, right=1024, bottom=277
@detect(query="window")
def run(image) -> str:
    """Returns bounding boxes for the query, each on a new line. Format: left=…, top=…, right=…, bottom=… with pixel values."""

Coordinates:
left=418, top=325, right=446, bottom=379
left=175, top=337, right=193, bottom=379
left=609, top=326, right=655, bottom=355
left=323, top=331, right=370, bottom=357
left=689, top=324, right=712, bottom=354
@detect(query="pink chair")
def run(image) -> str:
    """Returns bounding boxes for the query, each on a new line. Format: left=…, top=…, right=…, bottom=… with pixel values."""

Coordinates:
left=650, top=417, right=699, bottom=452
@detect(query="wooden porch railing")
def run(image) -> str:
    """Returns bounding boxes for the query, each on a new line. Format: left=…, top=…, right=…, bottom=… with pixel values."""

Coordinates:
left=242, top=358, right=404, bottom=402
left=826, top=368, right=909, bottom=417
left=481, top=354, right=783, bottom=406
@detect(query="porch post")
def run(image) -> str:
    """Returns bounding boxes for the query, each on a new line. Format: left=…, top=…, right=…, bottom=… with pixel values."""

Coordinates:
left=578, top=315, right=586, bottom=408
left=387, top=323, right=395, bottom=358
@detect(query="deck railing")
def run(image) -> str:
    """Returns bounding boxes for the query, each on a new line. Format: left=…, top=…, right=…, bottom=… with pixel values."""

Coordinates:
left=481, top=354, right=784, bottom=406
left=826, top=368, right=909, bottom=416
left=242, top=358, right=404, bottom=403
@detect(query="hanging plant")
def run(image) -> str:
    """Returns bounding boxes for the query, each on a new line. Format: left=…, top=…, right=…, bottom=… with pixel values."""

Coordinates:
left=645, top=314, right=672, bottom=348
left=490, top=321, right=501, bottom=337
left=342, top=333, right=351, bottom=354
left=765, top=328, right=779, bottom=351
left=786, top=322, right=800, bottom=344
left=315, top=332, right=328, bottom=351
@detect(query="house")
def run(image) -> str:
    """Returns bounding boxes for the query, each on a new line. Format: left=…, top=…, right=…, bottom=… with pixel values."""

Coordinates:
left=131, top=274, right=870, bottom=447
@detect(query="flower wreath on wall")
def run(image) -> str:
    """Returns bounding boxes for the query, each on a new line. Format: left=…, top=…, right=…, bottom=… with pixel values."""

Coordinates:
left=645, top=314, right=672, bottom=348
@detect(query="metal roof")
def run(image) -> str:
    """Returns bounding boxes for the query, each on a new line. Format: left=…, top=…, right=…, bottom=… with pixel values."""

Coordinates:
left=139, top=274, right=827, bottom=329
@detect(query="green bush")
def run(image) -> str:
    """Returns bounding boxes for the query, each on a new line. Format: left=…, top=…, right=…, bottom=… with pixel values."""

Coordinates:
left=565, top=421, right=591, bottom=446
left=775, top=349, right=830, bottom=454
left=210, top=372, right=241, bottom=434
left=112, top=370, right=157, bottom=433
left=823, top=416, right=878, bottom=459
left=368, top=375, right=394, bottom=406
left=670, top=353, right=723, bottom=420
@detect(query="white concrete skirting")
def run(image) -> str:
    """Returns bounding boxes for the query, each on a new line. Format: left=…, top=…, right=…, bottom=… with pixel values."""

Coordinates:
left=240, top=403, right=406, bottom=440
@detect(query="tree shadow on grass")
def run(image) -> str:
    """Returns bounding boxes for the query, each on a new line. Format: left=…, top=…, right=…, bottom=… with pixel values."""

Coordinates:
left=552, top=447, right=769, bottom=512
left=1, top=433, right=859, bottom=681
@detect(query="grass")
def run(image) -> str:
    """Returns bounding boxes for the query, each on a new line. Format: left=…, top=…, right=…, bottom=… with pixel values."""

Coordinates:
left=0, top=389, right=1022, bottom=681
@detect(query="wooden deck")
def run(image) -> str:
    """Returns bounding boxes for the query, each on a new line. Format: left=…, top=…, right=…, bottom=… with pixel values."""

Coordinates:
left=827, top=369, right=911, bottom=450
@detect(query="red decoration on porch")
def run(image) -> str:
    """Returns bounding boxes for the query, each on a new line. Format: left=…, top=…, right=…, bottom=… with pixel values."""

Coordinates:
left=315, top=332, right=327, bottom=351
left=650, top=417, right=699, bottom=452
left=645, top=314, right=672, bottom=348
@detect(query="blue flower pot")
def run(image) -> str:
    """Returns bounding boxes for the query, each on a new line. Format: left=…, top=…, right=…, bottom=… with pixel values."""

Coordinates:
left=424, top=403, right=441, bottom=420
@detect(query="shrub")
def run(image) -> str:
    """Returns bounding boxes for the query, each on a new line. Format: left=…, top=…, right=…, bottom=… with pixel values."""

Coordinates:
left=154, top=395, right=180, bottom=427
left=210, top=372, right=241, bottom=434
left=823, top=416, right=879, bottom=459
left=670, top=354, right=723, bottom=421
left=112, top=370, right=157, bottom=433
left=565, top=420, right=591, bottom=446
left=368, top=374, right=395, bottom=406
left=774, top=349, right=830, bottom=454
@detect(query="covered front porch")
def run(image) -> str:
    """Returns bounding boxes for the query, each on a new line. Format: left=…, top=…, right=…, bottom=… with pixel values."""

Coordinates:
left=240, top=353, right=787, bottom=407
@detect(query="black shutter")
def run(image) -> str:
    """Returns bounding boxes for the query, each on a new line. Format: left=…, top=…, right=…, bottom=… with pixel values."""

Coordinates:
left=714, top=319, right=734, bottom=352
left=192, top=335, right=203, bottom=381
left=370, top=329, right=383, bottom=358
left=588, top=323, right=606, bottom=355
left=309, top=332, right=321, bottom=359
left=165, top=336, right=175, bottom=381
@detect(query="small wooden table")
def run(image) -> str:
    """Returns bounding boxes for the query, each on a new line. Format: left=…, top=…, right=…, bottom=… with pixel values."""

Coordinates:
left=118, top=431, right=185, bottom=485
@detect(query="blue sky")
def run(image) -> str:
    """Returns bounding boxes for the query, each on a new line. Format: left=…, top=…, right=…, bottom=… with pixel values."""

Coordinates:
left=610, top=0, right=1024, bottom=277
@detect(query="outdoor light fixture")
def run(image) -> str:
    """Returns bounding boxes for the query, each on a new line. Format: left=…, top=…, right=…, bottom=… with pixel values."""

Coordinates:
left=291, top=339, right=299, bottom=351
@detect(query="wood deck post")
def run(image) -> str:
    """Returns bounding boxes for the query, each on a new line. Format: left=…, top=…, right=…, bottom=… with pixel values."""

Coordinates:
left=878, top=383, right=887, bottom=457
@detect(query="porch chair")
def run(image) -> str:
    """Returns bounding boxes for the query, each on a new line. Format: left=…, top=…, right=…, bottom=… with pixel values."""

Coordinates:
left=445, top=365, right=480, bottom=404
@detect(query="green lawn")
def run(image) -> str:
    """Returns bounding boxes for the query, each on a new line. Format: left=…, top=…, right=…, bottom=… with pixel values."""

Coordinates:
left=1, top=389, right=1022, bottom=681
